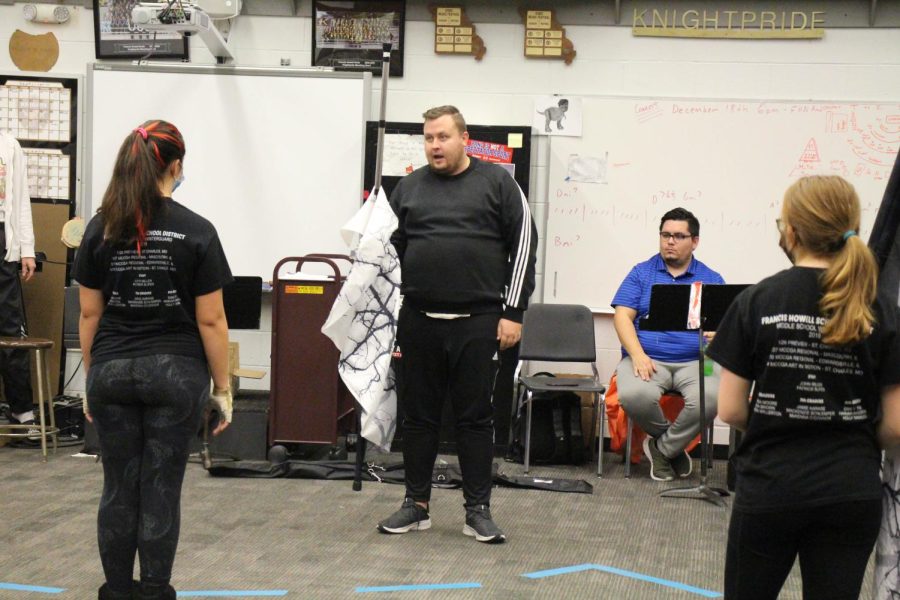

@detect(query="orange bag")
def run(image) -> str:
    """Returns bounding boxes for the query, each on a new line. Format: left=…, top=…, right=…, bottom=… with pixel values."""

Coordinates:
left=605, top=372, right=701, bottom=464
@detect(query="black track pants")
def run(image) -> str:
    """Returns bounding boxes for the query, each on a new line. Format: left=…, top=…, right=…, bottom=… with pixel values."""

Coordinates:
left=396, top=306, right=499, bottom=507
left=0, top=228, right=32, bottom=414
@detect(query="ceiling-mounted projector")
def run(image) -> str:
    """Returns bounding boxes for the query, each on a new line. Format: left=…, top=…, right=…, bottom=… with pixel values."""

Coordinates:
left=132, top=2, right=235, bottom=62
left=132, top=3, right=210, bottom=33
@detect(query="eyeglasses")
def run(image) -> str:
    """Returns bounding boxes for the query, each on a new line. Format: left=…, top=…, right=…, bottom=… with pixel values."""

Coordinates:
left=659, top=232, right=693, bottom=242
left=775, top=218, right=786, bottom=233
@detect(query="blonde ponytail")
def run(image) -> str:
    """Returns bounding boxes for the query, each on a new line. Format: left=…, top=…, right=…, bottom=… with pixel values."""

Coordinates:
left=819, top=234, right=877, bottom=345
left=782, top=176, right=878, bottom=346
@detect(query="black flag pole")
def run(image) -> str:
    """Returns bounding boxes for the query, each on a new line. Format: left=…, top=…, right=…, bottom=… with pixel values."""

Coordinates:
left=353, top=42, right=393, bottom=492
left=370, top=42, right=392, bottom=197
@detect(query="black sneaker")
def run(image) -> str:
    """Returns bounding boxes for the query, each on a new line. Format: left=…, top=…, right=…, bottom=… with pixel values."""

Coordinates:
left=463, top=504, right=507, bottom=544
left=377, top=498, right=431, bottom=534
left=10, top=416, right=41, bottom=442
left=643, top=437, right=675, bottom=482
left=671, top=450, right=693, bottom=478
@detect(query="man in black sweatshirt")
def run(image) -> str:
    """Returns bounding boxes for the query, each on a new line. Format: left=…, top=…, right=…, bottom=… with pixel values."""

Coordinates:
left=377, top=106, right=537, bottom=543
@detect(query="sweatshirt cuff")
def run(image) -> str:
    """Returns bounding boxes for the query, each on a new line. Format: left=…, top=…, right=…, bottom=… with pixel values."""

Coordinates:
left=502, top=306, right=524, bottom=323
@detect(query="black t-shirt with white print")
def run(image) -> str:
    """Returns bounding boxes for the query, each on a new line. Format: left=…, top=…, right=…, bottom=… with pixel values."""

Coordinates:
left=707, top=266, right=900, bottom=512
left=74, top=199, right=232, bottom=366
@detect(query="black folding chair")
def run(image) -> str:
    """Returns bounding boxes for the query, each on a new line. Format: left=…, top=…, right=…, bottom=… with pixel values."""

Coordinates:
left=511, top=304, right=606, bottom=476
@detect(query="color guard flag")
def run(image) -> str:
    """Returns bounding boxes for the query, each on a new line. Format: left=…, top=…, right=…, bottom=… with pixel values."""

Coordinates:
left=322, top=187, right=401, bottom=452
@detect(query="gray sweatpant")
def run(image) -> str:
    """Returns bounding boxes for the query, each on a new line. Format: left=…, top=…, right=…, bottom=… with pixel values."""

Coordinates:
left=615, top=356, right=718, bottom=458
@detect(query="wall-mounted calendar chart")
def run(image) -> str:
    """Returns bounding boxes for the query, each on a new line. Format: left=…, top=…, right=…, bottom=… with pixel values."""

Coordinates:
left=24, top=148, right=70, bottom=201
left=0, top=74, right=79, bottom=204
left=0, top=80, right=72, bottom=143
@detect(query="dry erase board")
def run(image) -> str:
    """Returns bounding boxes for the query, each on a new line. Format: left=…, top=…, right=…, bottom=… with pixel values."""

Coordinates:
left=86, top=63, right=370, bottom=280
left=544, top=98, right=900, bottom=311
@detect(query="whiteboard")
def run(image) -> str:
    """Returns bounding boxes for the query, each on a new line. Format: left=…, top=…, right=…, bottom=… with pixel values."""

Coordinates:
left=544, top=98, right=900, bottom=311
left=86, top=63, right=370, bottom=280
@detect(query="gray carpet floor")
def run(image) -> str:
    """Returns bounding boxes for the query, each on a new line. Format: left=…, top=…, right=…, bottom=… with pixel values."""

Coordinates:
left=0, top=444, right=873, bottom=599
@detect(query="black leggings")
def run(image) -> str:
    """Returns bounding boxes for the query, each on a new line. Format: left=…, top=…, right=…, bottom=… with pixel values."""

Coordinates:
left=87, top=354, right=209, bottom=593
left=396, top=307, right=500, bottom=507
left=724, top=499, right=881, bottom=600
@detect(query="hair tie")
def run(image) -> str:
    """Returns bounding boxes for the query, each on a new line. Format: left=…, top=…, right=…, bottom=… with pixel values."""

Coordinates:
left=842, top=230, right=857, bottom=241
left=134, top=127, right=148, bottom=140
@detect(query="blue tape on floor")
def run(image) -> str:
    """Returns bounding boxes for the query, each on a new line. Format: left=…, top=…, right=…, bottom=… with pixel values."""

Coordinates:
left=0, top=582, right=65, bottom=594
left=176, top=591, right=288, bottom=597
left=522, top=563, right=722, bottom=598
left=356, top=583, right=482, bottom=593
left=522, top=564, right=598, bottom=579
left=592, top=565, right=721, bottom=598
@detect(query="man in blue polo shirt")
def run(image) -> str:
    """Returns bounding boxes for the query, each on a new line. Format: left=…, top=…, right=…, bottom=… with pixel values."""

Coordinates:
left=611, top=207, right=724, bottom=482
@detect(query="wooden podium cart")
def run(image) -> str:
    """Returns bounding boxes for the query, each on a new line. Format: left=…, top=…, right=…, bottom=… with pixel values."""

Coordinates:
left=268, top=255, right=355, bottom=448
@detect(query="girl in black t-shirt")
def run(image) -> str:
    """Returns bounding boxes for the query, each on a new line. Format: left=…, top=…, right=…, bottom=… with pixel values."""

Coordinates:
left=74, top=120, right=233, bottom=600
left=708, top=175, right=900, bottom=600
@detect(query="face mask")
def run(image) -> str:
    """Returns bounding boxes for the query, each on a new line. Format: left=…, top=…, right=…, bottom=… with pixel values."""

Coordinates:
left=778, top=231, right=795, bottom=265
left=173, top=171, right=185, bottom=192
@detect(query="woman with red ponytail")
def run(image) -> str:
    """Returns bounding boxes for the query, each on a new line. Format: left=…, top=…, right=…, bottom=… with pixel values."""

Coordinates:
left=74, top=120, right=233, bottom=600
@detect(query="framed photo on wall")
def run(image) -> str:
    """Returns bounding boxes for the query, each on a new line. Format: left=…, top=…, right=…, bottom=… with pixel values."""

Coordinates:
left=312, top=1, right=405, bottom=77
left=92, top=0, right=189, bottom=60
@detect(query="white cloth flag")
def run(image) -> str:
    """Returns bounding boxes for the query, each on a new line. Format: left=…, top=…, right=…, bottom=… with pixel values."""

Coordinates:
left=321, top=187, right=401, bottom=452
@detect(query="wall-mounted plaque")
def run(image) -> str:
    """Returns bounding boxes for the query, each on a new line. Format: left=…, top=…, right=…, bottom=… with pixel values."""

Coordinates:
left=520, top=9, right=575, bottom=65
left=431, top=6, right=486, bottom=61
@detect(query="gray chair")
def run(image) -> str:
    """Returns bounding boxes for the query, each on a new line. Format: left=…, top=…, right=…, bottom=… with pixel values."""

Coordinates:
left=512, top=303, right=606, bottom=476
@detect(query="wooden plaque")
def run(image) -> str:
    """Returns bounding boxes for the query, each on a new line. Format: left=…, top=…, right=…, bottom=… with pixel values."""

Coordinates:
left=520, top=8, right=575, bottom=64
left=431, top=5, right=486, bottom=60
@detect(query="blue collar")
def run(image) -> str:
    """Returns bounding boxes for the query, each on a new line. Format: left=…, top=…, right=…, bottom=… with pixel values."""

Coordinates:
left=653, top=253, right=697, bottom=277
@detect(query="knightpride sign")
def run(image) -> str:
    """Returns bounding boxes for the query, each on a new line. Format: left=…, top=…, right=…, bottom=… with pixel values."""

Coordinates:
left=632, top=8, right=826, bottom=39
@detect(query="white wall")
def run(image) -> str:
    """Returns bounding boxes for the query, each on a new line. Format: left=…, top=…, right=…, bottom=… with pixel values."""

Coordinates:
left=5, top=4, right=900, bottom=434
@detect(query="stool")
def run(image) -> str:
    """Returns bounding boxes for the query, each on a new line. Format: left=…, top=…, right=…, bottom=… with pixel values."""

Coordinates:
left=0, top=337, right=59, bottom=461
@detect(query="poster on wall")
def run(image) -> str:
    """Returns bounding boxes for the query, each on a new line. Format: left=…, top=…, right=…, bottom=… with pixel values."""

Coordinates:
left=92, top=0, right=189, bottom=60
left=312, top=0, right=405, bottom=76
left=533, top=95, right=582, bottom=137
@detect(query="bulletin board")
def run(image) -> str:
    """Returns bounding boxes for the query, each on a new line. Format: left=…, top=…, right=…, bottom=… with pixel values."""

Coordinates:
left=364, top=121, right=532, bottom=198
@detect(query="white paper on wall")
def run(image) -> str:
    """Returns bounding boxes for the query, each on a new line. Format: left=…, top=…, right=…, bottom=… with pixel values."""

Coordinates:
left=382, top=133, right=426, bottom=177
left=565, top=153, right=608, bottom=183
left=534, top=95, right=582, bottom=137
